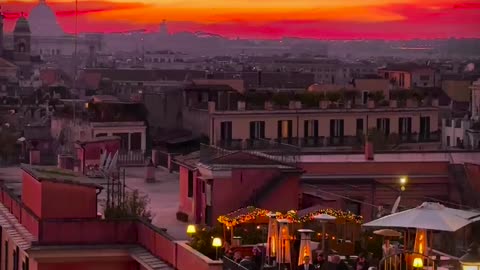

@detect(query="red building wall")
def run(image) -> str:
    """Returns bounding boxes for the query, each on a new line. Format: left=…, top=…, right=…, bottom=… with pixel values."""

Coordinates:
left=83, top=140, right=120, bottom=160
left=178, top=166, right=194, bottom=217
left=41, top=181, right=98, bottom=219
left=260, top=175, right=300, bottom=212
left=21, top=171, right=43, bottom=216
left=37, top=260, right=139, bottom=270
left=301, top=161, right=449, bottom=176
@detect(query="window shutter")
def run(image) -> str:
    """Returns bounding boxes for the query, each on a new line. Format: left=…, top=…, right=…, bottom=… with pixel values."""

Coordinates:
left=304, top=120, right=309, bottom=138
left=277, top=120, right=282, bottom=138
left=249, top=121, right=255, bottom=139
left=330, top=119, right=335, bottom=137
left=288, top=120, right=293, bottom=138
left=386, top=119, right=390, bottom=135
left=399, top=118, right=403, bottom=134
left=314, top=120, right=319, bottom=137
left=340, top=120, right=344, bottom=137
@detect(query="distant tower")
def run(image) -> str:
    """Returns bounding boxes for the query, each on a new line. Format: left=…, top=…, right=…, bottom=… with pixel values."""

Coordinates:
left=159, top=19, right=169, bottom=36
left=13, top=14, right=31, bottom=62
left=0, top=9, right=4, bottom=56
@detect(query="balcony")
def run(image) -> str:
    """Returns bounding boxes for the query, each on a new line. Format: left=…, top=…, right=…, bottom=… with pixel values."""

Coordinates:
left=245, top=138, right=272, bottom=150
left=326, top=136, right=359, bottom=147
left=276, top=137, right=300, bottom=146
left=419, top=131, right=441, bottom=142
left=302, top=136, right=325, bottom=147
left=217, top=139, right=243, bottom=150
left=399, top=133, right=416, bottom=143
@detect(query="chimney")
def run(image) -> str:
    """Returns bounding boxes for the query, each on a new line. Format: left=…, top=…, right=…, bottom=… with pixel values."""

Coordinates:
left=365, top=141, right=374, bottom=161
left=57, top=154, right=74, bottom=170
left=29, top=149, right=41, bottom=165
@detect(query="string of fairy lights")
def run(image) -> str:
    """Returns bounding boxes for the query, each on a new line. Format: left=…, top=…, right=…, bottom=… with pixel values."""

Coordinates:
left=217, top=206, right=363, bottom=227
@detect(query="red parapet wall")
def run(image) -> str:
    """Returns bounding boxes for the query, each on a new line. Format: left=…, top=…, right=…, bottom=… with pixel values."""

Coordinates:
left=21, top=208, right=39, bottom=238
left=1, top=185, right=223, bottom=270
left=40, top=220, right=138, bottom=244
left=136, top=222, right=176, bottom=265
left=175, top=242, right=223, bottom=270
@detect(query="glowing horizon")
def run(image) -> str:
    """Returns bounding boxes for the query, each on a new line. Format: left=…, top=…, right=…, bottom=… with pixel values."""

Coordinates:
left=1, top=0, right=480, bottom=39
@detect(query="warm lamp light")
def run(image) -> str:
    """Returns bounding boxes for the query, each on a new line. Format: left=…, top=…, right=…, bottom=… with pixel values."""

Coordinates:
left=460, top=243, right=480, bottom=270
left=212, top=237, right=222, bottom=248
left=400, top=177, right=407, bottom=185
left=85, top=103, right=89, bottom=109
left=413, top=258, right=424, bottom=268
left=186, top=225, right=196, bottom=235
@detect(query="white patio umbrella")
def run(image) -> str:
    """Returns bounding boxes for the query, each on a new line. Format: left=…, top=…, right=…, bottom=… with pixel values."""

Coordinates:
left=363, top=202, right=480, bottom=232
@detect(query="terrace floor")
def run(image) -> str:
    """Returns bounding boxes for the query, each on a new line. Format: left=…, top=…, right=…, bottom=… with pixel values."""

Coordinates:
left=0, top=165, right=188, bottom=241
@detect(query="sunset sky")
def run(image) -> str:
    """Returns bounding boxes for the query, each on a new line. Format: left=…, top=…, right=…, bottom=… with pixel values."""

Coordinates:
left=1, top=0, right=480, bottom=39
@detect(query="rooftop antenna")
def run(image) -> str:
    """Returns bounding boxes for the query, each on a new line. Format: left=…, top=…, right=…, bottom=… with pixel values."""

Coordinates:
left=72, top=0, right=78, bottom=124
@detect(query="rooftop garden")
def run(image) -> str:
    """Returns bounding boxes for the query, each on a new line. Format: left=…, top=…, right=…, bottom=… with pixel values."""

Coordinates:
left=238, top=88, right=438, bottom=110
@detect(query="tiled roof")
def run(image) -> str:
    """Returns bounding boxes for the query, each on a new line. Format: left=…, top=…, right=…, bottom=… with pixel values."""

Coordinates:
left=82, top=69, right=206, bottom=83
left=0, top=57, right=17, bottom=69
left=0, top=203, right=36, bottom=250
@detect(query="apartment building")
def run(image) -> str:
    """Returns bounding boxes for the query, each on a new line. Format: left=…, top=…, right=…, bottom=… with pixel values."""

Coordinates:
left=378, top=63, right=439, bottom=89
left=51, top=95, right=147, bottom=153
left=183, top=89, right=440, bottom=149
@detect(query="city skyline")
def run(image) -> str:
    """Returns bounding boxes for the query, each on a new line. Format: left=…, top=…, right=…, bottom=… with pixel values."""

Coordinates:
left=1, top=0, right=480, bottom=39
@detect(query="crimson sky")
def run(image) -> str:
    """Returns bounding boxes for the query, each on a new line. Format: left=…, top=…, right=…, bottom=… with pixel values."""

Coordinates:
left=2, top=0, right=480, bottom=39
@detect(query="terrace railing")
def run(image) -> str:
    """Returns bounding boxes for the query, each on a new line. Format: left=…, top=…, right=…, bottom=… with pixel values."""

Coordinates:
left=222, top=256, right=248, bottom=270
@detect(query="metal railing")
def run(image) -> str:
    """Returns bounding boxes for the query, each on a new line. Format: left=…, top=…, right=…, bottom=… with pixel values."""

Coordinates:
left=222, top=256, right=249, bottom=270
left=378, top=251, right=441, bottom=270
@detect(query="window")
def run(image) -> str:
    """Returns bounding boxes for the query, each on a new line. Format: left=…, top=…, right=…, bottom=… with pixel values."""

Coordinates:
left=420, top=116, right=431, bottom=140
left=304, top=120, right=318, bottom=138
left=5, top=241, right=8, bottom=270
left=330, top=119, right=344, bottom=137
left=187, top=170, right=193, bottom=198
left=345, top=201, right=361, bottom=215
left=249, top=121, right=265, bottom=139
left=399, top=73, right=405, bottom=87
left=220, top=121, right=232, bottom=141
left=95, top=133, right=107, bottom=137
left=22, top=257, right=29, bottom=270
left=398, top=117, right=412, bottom=134
left=356, top=118, right=364, bottom=134
left=446, top=136, right=451, bottom=147
left=376, top=118, right=390, bottom=136
left=277, top=120, right=293, bottom=138
left=113, top=133, right=129, bottom=151
left=130, top=133, right=142, bottom=151
left=362, top=91, right=369, bottom=105
left=14, top=246, right=19, bottom=270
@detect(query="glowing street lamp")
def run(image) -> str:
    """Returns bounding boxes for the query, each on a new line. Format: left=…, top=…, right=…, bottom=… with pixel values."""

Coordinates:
left=186, top=224, right=196, bottom=236
left=400, top=176, right=407, bottom=192
left=460, top=243, right=480, bottom=270
left=212, top=237, right=222, bottom=260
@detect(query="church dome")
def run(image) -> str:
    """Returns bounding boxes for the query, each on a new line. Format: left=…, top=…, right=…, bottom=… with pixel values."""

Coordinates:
left=14, top=16, right=30, bottom=34
left=28, top=0, right=64, bottom=36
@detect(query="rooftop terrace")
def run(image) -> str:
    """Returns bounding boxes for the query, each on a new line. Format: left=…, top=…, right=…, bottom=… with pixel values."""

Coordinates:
left=21, top=164, right=103, bottom=189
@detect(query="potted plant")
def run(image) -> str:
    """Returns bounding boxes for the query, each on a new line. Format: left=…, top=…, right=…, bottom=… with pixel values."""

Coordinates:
left=319, top=93, right=328, bottom=109
left=326, top=91, right=341, bottom=107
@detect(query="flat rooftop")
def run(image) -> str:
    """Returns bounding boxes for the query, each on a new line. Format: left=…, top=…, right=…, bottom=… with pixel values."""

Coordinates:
left=298, top=151, right=480, bottom=164
left=21, top=164, right=103, bottom=189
